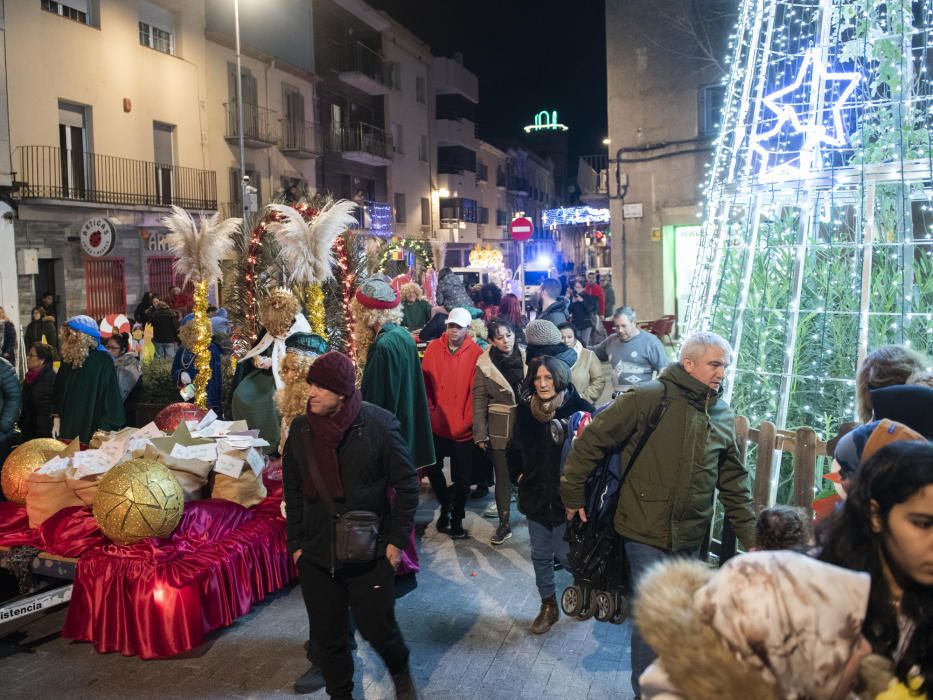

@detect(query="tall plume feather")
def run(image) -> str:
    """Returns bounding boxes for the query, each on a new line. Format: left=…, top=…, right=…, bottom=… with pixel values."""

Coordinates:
left=162, top=206, right=240, bottom=284
left=266, top=199, right=358, bottom=285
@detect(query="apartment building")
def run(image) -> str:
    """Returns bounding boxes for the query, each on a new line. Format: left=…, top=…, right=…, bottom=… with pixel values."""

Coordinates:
left=2, top=0, right=321, bottom=329
left=504, top=145, right=557, bottom=266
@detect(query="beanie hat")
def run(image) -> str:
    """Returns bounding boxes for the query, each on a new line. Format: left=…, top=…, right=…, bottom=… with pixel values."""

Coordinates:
left=306, top=351, right=356, bottom=396
left=355, top=277, right=400, bottom=309
left=525, top=319, right=562, bottom=347
left=833, top=419, right=925, bottom=478
left=286, top=332, right=328, bottom=358
left=65, top=315, right=101, bottom=343
left=862, top=419, right=926, bottom=463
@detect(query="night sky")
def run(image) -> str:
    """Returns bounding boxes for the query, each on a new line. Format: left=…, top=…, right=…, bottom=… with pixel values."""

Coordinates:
left=367, top=0, right=608, bottom=164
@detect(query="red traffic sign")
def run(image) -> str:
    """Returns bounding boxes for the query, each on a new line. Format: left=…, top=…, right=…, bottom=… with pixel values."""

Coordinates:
left=509, top=216, right=534, bottom=241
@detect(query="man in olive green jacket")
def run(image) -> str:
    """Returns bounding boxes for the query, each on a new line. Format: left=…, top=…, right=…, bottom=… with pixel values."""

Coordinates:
left=560, top=331, right=755, bottom=697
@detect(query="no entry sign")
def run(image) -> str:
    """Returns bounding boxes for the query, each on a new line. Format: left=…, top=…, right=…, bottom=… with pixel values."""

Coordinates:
left=509, top=216, right=534, bottom=241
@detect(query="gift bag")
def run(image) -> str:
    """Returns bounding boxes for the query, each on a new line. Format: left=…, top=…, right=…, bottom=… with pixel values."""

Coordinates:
left=25, top=471, right=83, bottom=528
left=88, top=427, right=138, bottom=449
left=66, top=472, right=102, bottom=507
left=144, top=444, right=211, bottom=502
left=211, top=470, right=268, bottom=508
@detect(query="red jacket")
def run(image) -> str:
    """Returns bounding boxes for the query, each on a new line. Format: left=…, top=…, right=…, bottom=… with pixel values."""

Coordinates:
left=585, top=282, right=605, bottom=316
left=422, top=332, right=483, bottom=441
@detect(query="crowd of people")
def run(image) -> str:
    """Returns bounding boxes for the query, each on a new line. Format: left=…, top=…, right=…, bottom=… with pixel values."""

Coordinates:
left=0, top=267, right=930, bottom=700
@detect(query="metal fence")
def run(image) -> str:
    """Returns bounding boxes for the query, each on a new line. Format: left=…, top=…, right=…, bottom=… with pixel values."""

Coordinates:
left=327, top=122, right=391, bottom=160
left=280, top=119, right=322, bottom=156
left=16, top=146, right=217, bottom=209
left=224, top=101, right=279, bottom=145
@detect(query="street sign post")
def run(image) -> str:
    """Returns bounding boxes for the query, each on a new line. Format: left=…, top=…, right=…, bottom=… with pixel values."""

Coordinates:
left=509, top=217, right=534, bottom=309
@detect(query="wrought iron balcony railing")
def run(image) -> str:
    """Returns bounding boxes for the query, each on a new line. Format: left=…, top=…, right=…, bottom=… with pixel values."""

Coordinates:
left=15, top=145, right=217, bottom=209
left=279, top=119, right=322, bottom=158
left=224, top=101, right=279, bottom=147
left=327, top=122, right=392, bottom=161
left=336, top=41, right=388, bottom=85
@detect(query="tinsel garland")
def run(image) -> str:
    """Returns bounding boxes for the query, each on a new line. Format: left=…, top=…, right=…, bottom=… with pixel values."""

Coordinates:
left=191, top=281, right=212, bottom=408
left=305, top=284, right=327, bottom=339
left=377, top=237, right=435, bottom=272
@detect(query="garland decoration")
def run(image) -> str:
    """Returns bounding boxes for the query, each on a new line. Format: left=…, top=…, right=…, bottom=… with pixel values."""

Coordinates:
left=377, top=237, right=435, bottom=273
left=191, top=281, right=211, bottom=407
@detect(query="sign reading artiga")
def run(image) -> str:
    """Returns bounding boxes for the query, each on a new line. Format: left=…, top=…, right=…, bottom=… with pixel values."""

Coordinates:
left=79, top=217, right=116, bottom=257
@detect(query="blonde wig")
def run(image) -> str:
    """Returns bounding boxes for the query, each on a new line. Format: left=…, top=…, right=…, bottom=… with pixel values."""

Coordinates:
left=59, top=325, right=97, bottom=368
left=259, top=288, right=301, bottom=338
left=351, top=298, right=403, bottom=367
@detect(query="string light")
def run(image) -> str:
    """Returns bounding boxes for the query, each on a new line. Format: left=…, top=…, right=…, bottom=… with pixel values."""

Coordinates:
left=377, top=238, right=435, bottom=272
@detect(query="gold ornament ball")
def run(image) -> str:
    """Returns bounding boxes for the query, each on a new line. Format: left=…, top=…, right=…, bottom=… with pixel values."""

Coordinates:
left=92, top=459, right=184, bottom=545
left=1, top=438, right=67, bottom=504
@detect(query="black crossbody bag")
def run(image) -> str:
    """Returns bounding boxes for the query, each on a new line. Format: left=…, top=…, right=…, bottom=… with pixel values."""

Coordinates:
left=301, top=427, right=380, bottom=567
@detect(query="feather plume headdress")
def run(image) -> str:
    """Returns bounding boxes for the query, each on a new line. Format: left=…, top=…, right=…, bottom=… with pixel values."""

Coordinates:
left=162, top=206, right=241, bottom=284
left=265, top=199, right=358, bottom=285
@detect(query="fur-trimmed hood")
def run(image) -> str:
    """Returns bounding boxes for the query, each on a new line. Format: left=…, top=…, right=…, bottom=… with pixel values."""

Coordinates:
left=635, top=552, right=871, bottom=700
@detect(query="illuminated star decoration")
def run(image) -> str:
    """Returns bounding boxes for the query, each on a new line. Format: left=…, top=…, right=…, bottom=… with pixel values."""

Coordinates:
left=751, top=48, right=861, bottom=181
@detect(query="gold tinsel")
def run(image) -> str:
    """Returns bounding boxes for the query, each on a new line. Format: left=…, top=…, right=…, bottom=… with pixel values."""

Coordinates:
left=191, top=281, right=212, bottom=408
left=92, top=459, right=184, bottom=545
left=305, top=283, right=327, bottom=339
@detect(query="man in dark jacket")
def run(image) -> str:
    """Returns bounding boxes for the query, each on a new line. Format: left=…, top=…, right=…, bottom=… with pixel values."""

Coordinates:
left=150, top=300, right=179, bottom=358
left=560, top=331, right=756, bottom=697
left=537, top=278, right=570, bottom=326
left=283, top=352, right=419, bottom=700
left=0, top=357, right=22, bottom=466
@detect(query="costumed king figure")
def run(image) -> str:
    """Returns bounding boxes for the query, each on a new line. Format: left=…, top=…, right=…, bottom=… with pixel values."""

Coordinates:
left=172, top=314, right=223, bottom=413
left=275, top=331, right=328, bottom=454
left=355, top=277, right=436, bottom=587
left=233, top=288, right=310, bottom=453
left=51, top=315, right=125, bottom=443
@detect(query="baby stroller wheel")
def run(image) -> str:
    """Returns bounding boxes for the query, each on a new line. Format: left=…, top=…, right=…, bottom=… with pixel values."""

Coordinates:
left=593, top=591, right=615, bottom=622
left=610, top=595, right=630, bottom=624
left=560, top=585, right=583, bottom=616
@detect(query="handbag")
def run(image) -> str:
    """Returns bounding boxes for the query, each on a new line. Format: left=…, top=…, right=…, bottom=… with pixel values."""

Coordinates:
left=301, top=425, right=380, bottom=564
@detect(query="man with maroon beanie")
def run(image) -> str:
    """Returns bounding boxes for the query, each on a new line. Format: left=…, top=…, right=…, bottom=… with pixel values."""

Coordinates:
left=283, top=351, right=420, bottom=699
left=421, top=307, right=484, bottom=538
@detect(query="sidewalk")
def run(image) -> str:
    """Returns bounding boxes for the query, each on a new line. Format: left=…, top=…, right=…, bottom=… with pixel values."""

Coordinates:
left=0, top=491, right=636, bottom=699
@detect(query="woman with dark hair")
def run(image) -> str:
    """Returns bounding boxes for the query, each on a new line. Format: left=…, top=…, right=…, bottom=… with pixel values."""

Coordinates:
left=856, top=345, right=929, bottom=422
left=818, top=441, right=933, bottom=694
left=514, top=354, right=593, bottom=634
left=498, top=293, right=525, bottom=342
left=24, top=306, right=59, bottom=353
left=473, top=318, right=526, bottom=545
left=479, top=283, right=503, bottom=321
left=20, top=343, right=56, bottom=440
left=134, top=291, right=155, bottom=326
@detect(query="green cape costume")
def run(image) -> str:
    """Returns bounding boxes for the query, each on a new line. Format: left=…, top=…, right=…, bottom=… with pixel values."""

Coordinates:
left=52, top=349, right=125, bottom=443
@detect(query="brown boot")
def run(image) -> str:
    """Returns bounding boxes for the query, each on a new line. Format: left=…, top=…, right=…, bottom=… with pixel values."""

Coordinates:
left=529, top=595, right=559, bottom=634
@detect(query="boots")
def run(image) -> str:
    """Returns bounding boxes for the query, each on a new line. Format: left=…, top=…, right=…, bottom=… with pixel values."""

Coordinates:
left=391, top=666, right=421, bottom=700
left=436, top=506, right=451, bottom=533
left=293, top=664, right=326, bottom=694
left=529, top=595, right=559, bottom=634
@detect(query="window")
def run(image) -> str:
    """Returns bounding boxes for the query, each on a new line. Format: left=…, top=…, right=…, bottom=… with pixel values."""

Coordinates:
left=496, top=209, right=508, bottom=226
left=416, top=76, right=426, bottom=104
left=42, top=0, right=89, bottom=24
left=59, top=101, right=90, bottom=199
left=394, top=193, right=406, bottom=224
left=389, top=61, right=402, bottom=91
left=440, top=197, right=477, bottom=223
left=153, top=122, right=174, bottom=205
left=477, top=163, right=488, bottom=182
left=698, top=84, right=726, bottom=137
left=479, top=207, right=489, bottom=225
left=138, top=1, right=175, bottom=55
left=418, top=134, right=428, bottom=162
left=85, top=258, right=127, bottom=319
left=421, top=197, right=430, bottom=226
left=391, top=123, right=404, bottom=154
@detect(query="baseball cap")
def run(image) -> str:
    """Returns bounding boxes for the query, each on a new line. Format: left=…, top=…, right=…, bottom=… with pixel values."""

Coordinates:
left=446, top=307, right=472, bottom=328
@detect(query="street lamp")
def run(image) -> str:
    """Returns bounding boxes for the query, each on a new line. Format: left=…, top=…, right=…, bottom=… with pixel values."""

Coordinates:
left=234, top=0, right=248, bottom=222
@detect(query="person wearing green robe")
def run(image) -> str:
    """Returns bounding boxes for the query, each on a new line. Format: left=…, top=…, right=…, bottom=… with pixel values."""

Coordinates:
left=52, top=315, right=125, bottom=444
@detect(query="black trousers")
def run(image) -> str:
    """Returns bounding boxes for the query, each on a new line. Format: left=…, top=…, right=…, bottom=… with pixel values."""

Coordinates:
left=298, top=556, right=409, bottom=698
left=427, top=434, right=473, bottom=520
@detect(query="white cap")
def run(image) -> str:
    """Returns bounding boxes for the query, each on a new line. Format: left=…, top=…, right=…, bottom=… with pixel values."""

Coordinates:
left=446, top=307, right=472, bottom=328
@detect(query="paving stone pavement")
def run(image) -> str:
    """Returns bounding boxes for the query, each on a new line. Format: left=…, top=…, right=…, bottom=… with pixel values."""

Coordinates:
left=0, top=489, right=636, bottom=700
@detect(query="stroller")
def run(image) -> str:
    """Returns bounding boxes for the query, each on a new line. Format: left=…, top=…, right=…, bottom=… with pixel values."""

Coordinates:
left=553, top=387, right=670, bottom=624
left=552, top=407, right=628, bottom=624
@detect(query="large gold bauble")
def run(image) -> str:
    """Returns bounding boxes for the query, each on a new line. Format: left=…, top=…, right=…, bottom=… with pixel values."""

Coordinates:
left=92, top=459, right=184, bottom=545
left=1, top=439, right=67, bottom=504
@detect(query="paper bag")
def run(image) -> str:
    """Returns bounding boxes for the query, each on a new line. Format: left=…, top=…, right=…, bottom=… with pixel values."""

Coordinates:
left=25, top=471, right=83, bottom=528
left=143, top=444, right=211, bottom=502
left=88, top=427, right=138, bottom=449
left=211, top=470, right=268, bottom=508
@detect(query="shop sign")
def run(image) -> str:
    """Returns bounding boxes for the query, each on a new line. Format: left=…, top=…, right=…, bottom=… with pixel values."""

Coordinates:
left=79, top=217, right=116, bottom=257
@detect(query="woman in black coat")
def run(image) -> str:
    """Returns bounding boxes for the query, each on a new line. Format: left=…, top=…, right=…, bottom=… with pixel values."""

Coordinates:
left=20, top=343, right=56, bottom=440
left=513, top=354, right=593, bottom=635
left=24, top=306, right=59, bottom=354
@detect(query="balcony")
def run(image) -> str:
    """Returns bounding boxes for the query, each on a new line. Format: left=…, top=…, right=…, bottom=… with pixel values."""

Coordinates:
left=335, top=41, right=389, bottom=96
left=578, top=154, right=610, bottom=206
left=507, top=177, right=529, bottom=195
left=224, top=102, right=279, bottom=148
left=327, top=122, right=392, bottom=166
left=15, top=146, right=217, bottom=210
left=348, top=200, right=393, bottom=236
left=279, top=119, right=322, bottom=159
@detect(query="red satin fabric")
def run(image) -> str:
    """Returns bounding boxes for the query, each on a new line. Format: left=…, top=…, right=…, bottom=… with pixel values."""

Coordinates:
left=0, top=479, right=296, bottom=659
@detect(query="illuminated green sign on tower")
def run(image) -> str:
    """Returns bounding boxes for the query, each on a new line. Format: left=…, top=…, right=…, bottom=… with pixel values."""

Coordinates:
left=523, top=110, right=568, bottom=133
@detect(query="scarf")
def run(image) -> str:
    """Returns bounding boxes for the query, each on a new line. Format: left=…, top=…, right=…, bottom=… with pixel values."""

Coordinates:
left=530, top=390, right=565, bottom=423
left=242, top=312, right=312, bottom=390
left=302, top=388, right=362, bottom=501
left=24, top=366, right=44, bottom=385
left=489, top=345, right=524, bottom=397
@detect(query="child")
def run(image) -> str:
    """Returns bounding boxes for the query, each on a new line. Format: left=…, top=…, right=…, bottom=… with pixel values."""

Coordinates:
left=755, top=505, right=813, bottom=551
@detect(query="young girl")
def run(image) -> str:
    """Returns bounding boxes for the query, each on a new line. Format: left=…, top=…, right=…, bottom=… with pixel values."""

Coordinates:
left=818, top=440, right=933, bottom=695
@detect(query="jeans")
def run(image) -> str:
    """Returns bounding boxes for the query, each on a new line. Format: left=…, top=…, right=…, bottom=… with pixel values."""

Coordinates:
left=154, top=342, right=175, bottom=359
left=577, top=326, right=593, bottom=346
left=298, top=556, right=409, bottom=698
left=624, top=538, right=700, bottom=697
left=527, top=519, right=570, bottom=599
left=427, top=434, right=473, bottom=520
left=489, top=447, right=511, bottom=522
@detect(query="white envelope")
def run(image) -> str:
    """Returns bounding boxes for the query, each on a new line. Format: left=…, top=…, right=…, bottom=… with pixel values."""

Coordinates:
left=213, top=451, right=246, bottom=478
left=246, top=448, right=266, bottom=477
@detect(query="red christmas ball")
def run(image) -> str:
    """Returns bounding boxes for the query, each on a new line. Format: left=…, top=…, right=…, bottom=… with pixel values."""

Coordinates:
left=154, top=403, right=207, bottom=432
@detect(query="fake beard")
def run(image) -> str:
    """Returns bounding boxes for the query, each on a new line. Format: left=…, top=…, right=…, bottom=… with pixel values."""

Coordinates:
left=178, top=322, right=199, bottom=353
left=60, top=326, right=96, bottom=368
left=259, top=288, right=300, bottom=338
